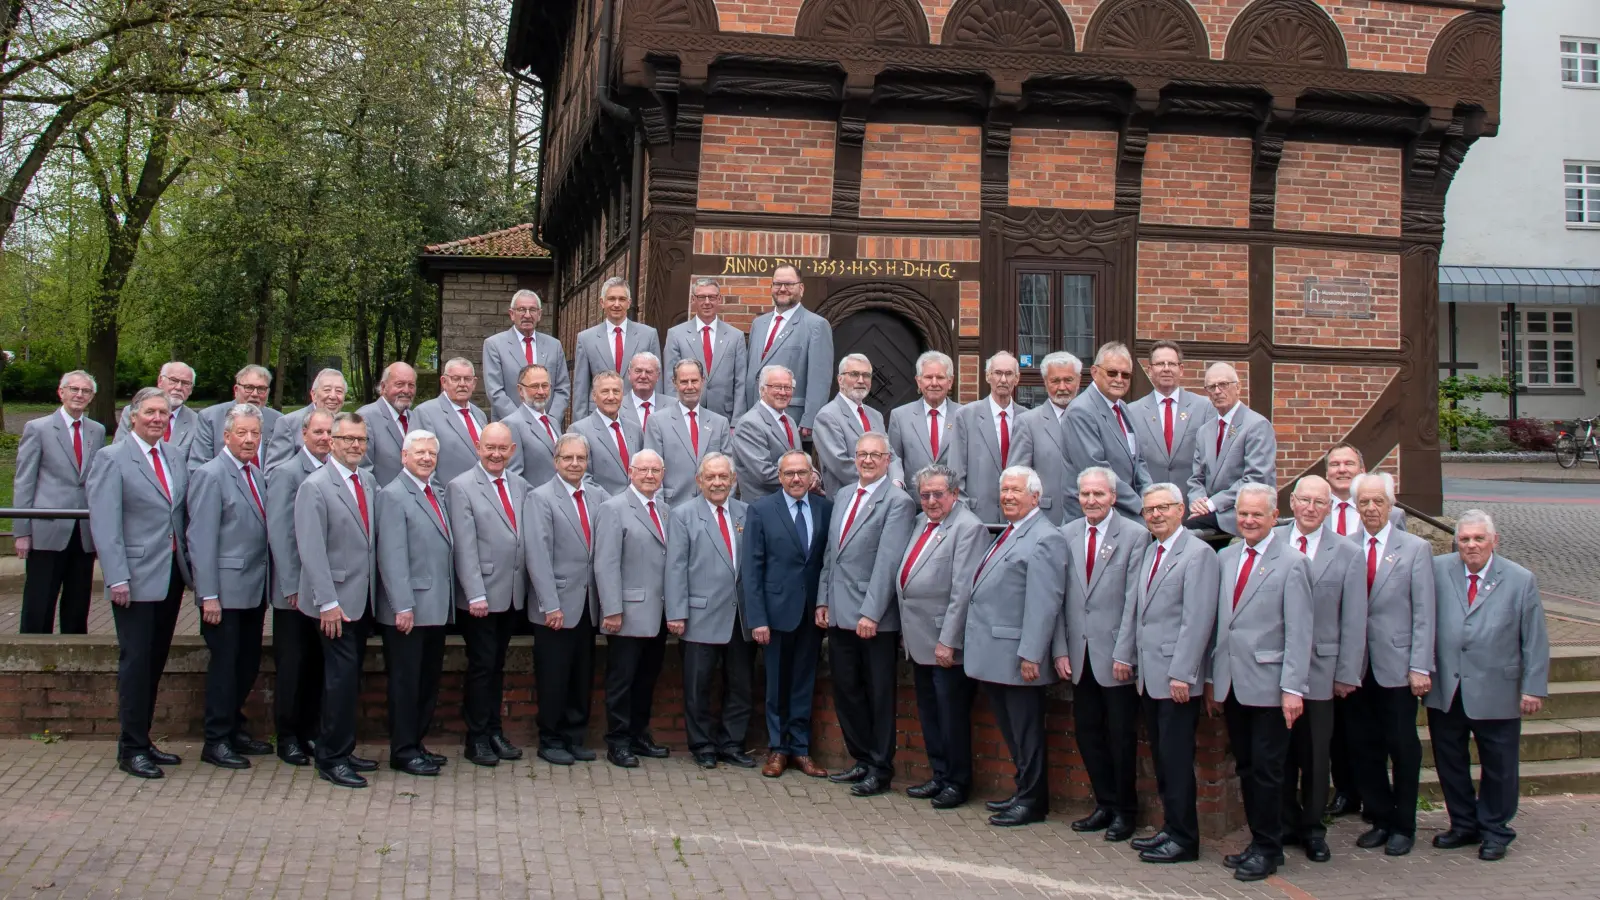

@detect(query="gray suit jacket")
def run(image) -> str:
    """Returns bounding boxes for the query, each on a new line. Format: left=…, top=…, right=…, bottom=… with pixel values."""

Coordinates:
left=293, top=462, right=376, bottom=620
left=1053, top=513, right=1146, bottom=687
left=525, top=477, right=609, bottom=626
left=1425, top=553, right=1550, bottom=720
left=1010, top=402, right=1076, bottom=526
left=447, top=466, right=528, bottom=613
left=643, top=402, right=731, bottom=506
left=1128, top=389, right=1212, bottom=492
left=619, top=393, right=672, bottom=436
left=266, top=448, right=321, bottom=609
left=265, top=405, right=316, bottom=473
left=14, top=410, right=103, bottom=551
left=1186, top=403, right=1277, bottom=535
left=571, top=319, right=660, bottom=421
left=1360, top=527, right=1436, bottom=688
left=501, top=403, right=562, bottom=489
left=87, top=437, right=191, bottom=602
left=1210, top=536, right=1313, bottom=706
left=817, top=480, right=917, bottom=631
left=665, top=497, right=749, bottom=644
left=661, top=318, right=749, bottom=420
left=375, top=473, right=454, bottom=627
left=1275, top=524, right=1368, bottom=699
left=189, top=401, right=283, bottom=473
left=593, top=488, right=670, bottom=637
left=1063, top=384, right=1149, bottom=521
left=895, top=505, right=988, bottom=665
left=483, top=327, right=569, bottom=424
left=811, top=394, right=903, bottom=497
left=186, top=453, right=270, bottom=609
left=569, top=411, right=640, bottom=496
left=411, top=395, right=486, bottom=490
left=962, top=512, right=1067, bottom=686
left=947, top=398, right=1020, bottom=524
left=887, top=399, right=959, bottom=479
left=732, top=404, right=796, bottom=502
left=742, top=305, right=833, bottom=430
left=116, top=402, right=200, bottom=467
left=355, top=399, right=408, bottom=487
left=1114, top=529, right=1220, bottom=699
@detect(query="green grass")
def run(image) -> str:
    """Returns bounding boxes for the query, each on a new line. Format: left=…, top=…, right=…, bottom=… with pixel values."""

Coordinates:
left=0, top=457, right=13, bottom=534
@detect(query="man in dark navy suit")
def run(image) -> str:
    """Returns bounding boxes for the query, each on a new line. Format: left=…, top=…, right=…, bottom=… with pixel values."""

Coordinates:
left=743, top=449, right=833, bottom=780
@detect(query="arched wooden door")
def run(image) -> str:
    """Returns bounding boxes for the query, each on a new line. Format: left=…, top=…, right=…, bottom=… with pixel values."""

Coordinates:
left=831, top=309, right=923, bottom=420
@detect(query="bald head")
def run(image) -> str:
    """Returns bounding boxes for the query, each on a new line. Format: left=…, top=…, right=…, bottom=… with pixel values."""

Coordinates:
left=1203, top=362, right=1241, bottom=413
left=476, top=421, right=516, bottom=475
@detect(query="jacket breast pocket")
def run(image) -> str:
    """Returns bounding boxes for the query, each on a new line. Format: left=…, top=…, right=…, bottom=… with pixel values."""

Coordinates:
left=1315, top=642, right=1340, bottom=658
left=1253, top=649, right=1285, bottom=664
left=991, top=625, right=1022, bottom=640
left=411, top=577, right=433, bottom=590
left=218, top=557, right=243, bottom=569
left=1503, top=666, right=1523, bottom=680
left=331, top=568, right=347, bottom=583
left=688, top=596, right=709, bottom=609
left=623, top=589, right=646, bottom=603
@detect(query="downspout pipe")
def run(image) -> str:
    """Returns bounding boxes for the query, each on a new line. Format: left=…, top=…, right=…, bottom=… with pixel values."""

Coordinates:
left=597, top=0, right=644, bottom=317
left=511, top=68, right=561, bottom=340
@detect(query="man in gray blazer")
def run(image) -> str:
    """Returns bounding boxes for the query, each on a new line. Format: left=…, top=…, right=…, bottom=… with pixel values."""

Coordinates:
left=524, top=433, right=608, bottom=765
left=89, top=387, right=193, bottom=779
left=593, top=449, right=673, bottom=768
left=448, top=423, right=528, bottom=767
left=1051, top=467, right=1146, bottom=841
left=187, top=404, right=274, bottom=770
left=569, top=371, right=640, bottom=495
left=1276, top=474, right=1367, bottom=863
left=1348, top=471, right=1435, bottom=856
left=1128, top=341, right=1212, bottom=492
left=896, top=463, right=987, bottom=810
left=742, top=264, right=833, bottom=433
left=665, top=453, right=756, bottom=769
left=502, top=363, right=562, bottom=488
left=14, top=369, right=103, bottom=634
left=963, top=466, right=1066, bottom=827
left=618, top=351, right=669, bottom=434
left=265, top=409, right=334, bottom=767
left=355, top=361, right=417, bottom=487
left=887, top=351, right=960, bottom=479
left=1011, top=351, right=1083, bottom=525
left=1187, top=363, right=1276, bottom=535
left=732, top=365, right=801, bottom=502
left=645, top=359, right=731, bottom=505
left=1112, top=482, right=1220, bottom=863
left=1206, top=484, right=1313, bottom=882
left=295, top=411, right=379, bottom=788
left=947, top=351, right=1023, bottom=523
left=572, top=276, right=661, bottom=421
left=483, top=288, right=569, bottom=423
left=264, top=367, right=347, bottom=472
left=661, top=276, right=748, bottom=419
left=1426, top=511, right=1549, bottom=861
left=115, top=361, right=200, bottom=464
left=1064, top=342, right=1150, bottom=522
left=812, top=354, right=902, bottom=496
left=189, top=364, right=282, bottom=472
left=817, top=432, right=917, bottom=797
left=410, top=357, right=487, bottom=490
left=1326, top=442, right=1407, bottom=538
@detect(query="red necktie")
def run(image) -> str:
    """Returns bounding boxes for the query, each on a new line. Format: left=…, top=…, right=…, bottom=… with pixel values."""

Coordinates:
left=928, top=409, right=939, bottom=457
left=150, top=448, right=170, bottom=500
left=72, top=420, right=83, bottom=469
left=702, top=325, right=714, bottom=373
left=1162, top=398, right=1174, bottom=454
left=613, top=326, right=624, bottom=372
left=975, top=524, right=1012, bottom=583
left=398, top=411, right=409, bottom=434
left=459, top=407, right=480, bottom=444
left=647, top=499, right=664, bottom=541
left=523, top=335, right=534, bottom=364
left=857, top=405, right=871, bottom=433
left=424, top=483, right=448, bottom=534
left=899, top=521, right=938, bottom=589
left=1336, top=503, right=1349, bottom=536
left=716, top=504, right=733, bottom=559
left=1216, top=419, right=1227, bottom=456
left=780, top=413, right=794, bottom=449
left=687, top=410, right=700, bottom=455
left=998, top=410, right=1009, bottom=462
left=1147, top=543, right=1165, bottom=590
left=611, top=421, right=631, bottom=469
left=839, top=488, right=866, bottom=548
left=352, top=473, right=369, bottom=533
left=163, top=413, right=173, bottom=443
left=1366, top=537, right=1378, bottom=592
left=1467, top=573, right=1479, bottom=605
left=243, top=463, right=265, bottom=519
left=1297, top=535, right=1308, bottom=555
left=1233, top=547, right=1257, bottom=609
left=573, top=488, right=592, bottom=548
left=495, top=477, right=517, bottom=532
left=539, top=414, right=556, bottom=443
left=1113, top=404, right=1128, bottom=436
left=1085, top=525, right=1098, bottom=583
left=761, top=314, right=784, bottom=358
left=640, top=400, right=652, bottom=433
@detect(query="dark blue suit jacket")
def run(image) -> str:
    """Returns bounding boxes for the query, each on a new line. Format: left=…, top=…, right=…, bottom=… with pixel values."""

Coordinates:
left=742, top=490, right=832, bottom=633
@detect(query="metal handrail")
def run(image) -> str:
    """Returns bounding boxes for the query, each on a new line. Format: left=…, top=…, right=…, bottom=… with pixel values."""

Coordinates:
left=0, top=508, right=89, bottom=520
left=1395, top=500, right=1454, bottom=536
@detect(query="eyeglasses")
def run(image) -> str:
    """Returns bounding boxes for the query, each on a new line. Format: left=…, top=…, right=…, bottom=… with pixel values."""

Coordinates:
left=771, top=281, right=801, bottom=289
left=443, top=374, right=475, bottom=384
left=1290, top=496, right=1329, bottom=509
left=779, top=469, right=811, bottom=479
left=840, top=371, right=872, bottom=380
left=765, top=385, right=794, bottom=393
left=917, top=490, right=949, bottom=501
left=160, top=377, right=194, bottom=387
left=1149, top=360, right=1182, bottom=369
left=1100, top=369, right=1132, bottom=380
left=855, top=451, right=889, bottom=461
left=332, top=435, right=368, bottom=445
left=1204, top=381, right=1238, bottom=392
left=61, top=386, right=94, bottom=395
left=1141, top=502, right=1183, bottom=516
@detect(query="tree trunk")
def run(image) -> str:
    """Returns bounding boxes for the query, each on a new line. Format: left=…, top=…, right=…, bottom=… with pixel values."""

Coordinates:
left=372, top=305, right=389, bottom=398
left=353, top=292, right=370, bottom=404
left=85, top=235, right=139, bottom=427
left=252, top=270, right=273, bottom=365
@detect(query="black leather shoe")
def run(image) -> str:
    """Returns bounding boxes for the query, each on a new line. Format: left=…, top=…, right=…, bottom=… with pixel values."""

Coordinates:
left=1138, top=839, right=1199, bottom=863
left=569, top=746, right=597, bottom=762
left=630, top=738, right=670, bottom=759
left=718, top=748, right=757, bottom=768
left=147, top=747, right=182, bottom=766
left=1223, top=846, right=1255, bottom=869
left=1479, top=843, right=1508, bottom=861
left=1131, top=831, right=1170, bottom=852
left=1325, top=792, right=1359, bottom=816
left=1104, top=815, right=1135, bottom=843
left=465, top=740, right=500, bottom=767
left=850, top=775, right=890, bottom=797
left=931, top=786, right=968, bottom=810
left=906, top=779, right=944, bottom=799
left=693, top=752, right=718, bottom=769
left=391, top=756, right=440, bottom=776
left=1356, top=826, right=1391, bottom=849
left=490, top=734, right=523, bottom=761
left=118, top=754, right=163, bottom=779
left=277, top=739, right=310, bottom=767
left=317, top=763, right=368, bottom=788
left=1072, top=808, right=1115, bottom=832
left=989, top=801, right=1046, bottom=827
left=1385, top=833, right=1414, bottom=856
left=984, top=795, right=1019, bottom=812
left=1233, top=850, right=1278, bottom=882
left=347, top=754, right=377, bottom=772
left=1305, top=837, right=1331, bottom=862
left=607, top=747, right=640, bottom=768
left=1433, top=828, right=1483, bottom=849
left=421, top=747, right=447, bottom=766
left=202, top=742, right=250, bottom=770
left=537, top=747, right=575, bottom=766
left=828, top=763, right=868, bottom=784
left=232, top=735, right=273, bottom=756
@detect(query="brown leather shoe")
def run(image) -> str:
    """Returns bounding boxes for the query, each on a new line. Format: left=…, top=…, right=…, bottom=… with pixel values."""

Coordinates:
left=761, top=752, right=788, bottom=778
left=792, top=755, right=829, bottom=778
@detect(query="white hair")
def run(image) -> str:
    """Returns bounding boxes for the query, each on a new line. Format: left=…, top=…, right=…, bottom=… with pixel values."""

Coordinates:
left=1205, top=361, right=1240, bottom=383
left=628, top=351, right=661, bottom=372
left=1456, top=508, right=1497, bottom=536
left=301, top=409, right=335, bottom=434
left=1077, top=466, right=1118, bottom=491
left=855, top=431, right=889, bottom=453
left=381, top=361, right=416, bottom=383
left=601, top=275, right=632, bottom=301
left=509, top=289, right=542, bottom=310
left=691, top=276, right=720, bottom=292
left=59, top=370, right=97, bottom=391
left=442, top=357, right=475, bottom=375
left=159, top=360, right=197, bottom=381
left=1040, top=351, right=1083, bottom=378
left=1142, top=482, right=1184, bottom=506
left=916, top=350, right=954, bottom=379
left=223, top=403, right=262, bottom=432
left=402, top=429, right=439, bottom=452
left=837, top=353, right=872, bottom=376
left=311, top=368, right=347, bottom=391
left=555, top=432, right=589, bottom=455
left=1236, top=482, right=1278, bottom=510
left=673, top=358, right=705, bottom=380
left=1000, top=465, right=1042, bottom=497
left=1092, top=341, right=1132, bottom=368
left=631, top=448, right=664, bottom=470
left=1351, top=471, right=1395, bottom=504
left=758, top=364, right=794, bottom=390
left=984, top=351, right=1018, bottom=375
left=235, top=364, right=272, bottom=384
left=696, top=451, right=734, bottom=477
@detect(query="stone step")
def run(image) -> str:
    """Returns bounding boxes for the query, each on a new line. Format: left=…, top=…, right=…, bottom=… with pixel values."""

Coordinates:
left=1531, top=681, right=1600, bottom=719
left=1550, top=646, right=1600, bottom=683
left=1421, top=757, right=1600, bottom=800
left=1418, top=718, right=1600, bottom=766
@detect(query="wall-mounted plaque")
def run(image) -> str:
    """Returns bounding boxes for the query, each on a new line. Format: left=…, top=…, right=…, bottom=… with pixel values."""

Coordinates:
left=1302, top=277, right=1375, bottom=320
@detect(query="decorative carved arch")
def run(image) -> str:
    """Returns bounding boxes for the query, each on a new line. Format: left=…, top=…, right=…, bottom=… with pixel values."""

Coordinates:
left=813, top=282, right=956, bottom=359
left=941, top=0, right=1074, bottom=53
left=623, top=0, right=718, bottom=32
left=795, top=0, right=931, bottom=45
left=1084, top=0, right=1208, bottom=60
left=1428, top=11, right=1501, bottom=81
left=1223, top=0, right=1347, bottom=68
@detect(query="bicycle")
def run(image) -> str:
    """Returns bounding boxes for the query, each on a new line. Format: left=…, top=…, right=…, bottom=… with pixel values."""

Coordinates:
left=1555, top=415, right=1600, bottom=469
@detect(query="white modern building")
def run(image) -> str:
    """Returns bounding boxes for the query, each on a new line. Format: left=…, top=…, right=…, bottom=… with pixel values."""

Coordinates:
left=1442, top=0, right=1600, bottom=423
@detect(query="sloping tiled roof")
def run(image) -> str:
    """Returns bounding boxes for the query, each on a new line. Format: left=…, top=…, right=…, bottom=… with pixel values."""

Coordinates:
left=423, top=223, right=549, bottom=258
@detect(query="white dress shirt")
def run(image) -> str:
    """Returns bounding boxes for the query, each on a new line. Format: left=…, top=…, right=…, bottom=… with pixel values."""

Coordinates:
left=1291, top=523, right=1322, bottom=560
left=762, top=303, right=803, bottom=351
left=708, top=498, right=737, bottom=571
left=786, top=493, right=813, bottom=547
left=988, top=396, right=1017, bottom=449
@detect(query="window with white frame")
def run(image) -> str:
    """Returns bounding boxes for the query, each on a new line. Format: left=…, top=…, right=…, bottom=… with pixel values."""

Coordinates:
left=1566, top=163, right=1600, bottom=224
left=1563, top=38, right=1600, bottom=85
left=1500, top=309, right=1579, bottom=387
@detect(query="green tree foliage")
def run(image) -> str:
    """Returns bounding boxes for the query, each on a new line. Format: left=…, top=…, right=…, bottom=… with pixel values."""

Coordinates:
left=1439, top=374, right=1512, bottom=451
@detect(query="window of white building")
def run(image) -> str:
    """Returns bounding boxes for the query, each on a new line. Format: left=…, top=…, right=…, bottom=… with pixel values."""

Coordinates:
left=1563, top=38, right=1600, bottom=85
left=1565, top=163, right=1600, bottom=225
left=1500, top=309, right=1579, bottom=387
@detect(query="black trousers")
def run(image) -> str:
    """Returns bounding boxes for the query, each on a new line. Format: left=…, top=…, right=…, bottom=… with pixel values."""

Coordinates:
left=1223, top=695, right=1292, bottom=855
left=1284, top=697, right=1335, bottom=839
left=682, top=626, right=756, bottom=755
left=1350, top=672, right=1423, bottom=836
left=1330, top=694, right=1359, bottom=800
left=987, top=682, right=1048, bottom=808
left=829, top=626, right=899, bottom=781
left=381, top=623, right=446, bottom=762
left=272, top=606, right=323, bottom=744
left=315, top=615, right=369, bottom=769
left=1142, top=693, right=1201, bottom=849
left=459, top=608, right=517, bottom=744
left=1073, top=658, right=1141, bottom=817
left=1427, top=695, right=1520, bottom=845
left=111, top=563, right=185, bottom=758
left=532, top=607, right=595, bottom=750
left=20, top=529, right=94, bottom=634
left=200, top=602, right=267, bottom=744
left=911, top=662, right=976, bottom=791
left=603, top=628, right=667, bottom=749
left=764, top=618, right=823, bottom=756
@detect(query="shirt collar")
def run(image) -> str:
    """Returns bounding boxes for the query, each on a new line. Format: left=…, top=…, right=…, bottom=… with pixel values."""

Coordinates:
left=1365, top=522, right=1392, bottom=545
left=403, top=469, right=432, bottom=493
left=1154, top=386, right=1183, bottom=404
left=479, top=463, right=508, bottom=482
left=679, top=402, right=699, bottom=418
left=129, top=431, right=160, bottom=457
left=222, top=449, right=252, bottom=471
left=562, top=477, right=584, bottom=497
left=764, top=402, right=789, bottom=424
left=922, top=398, right=948, bottom=417
left=773, top=303, right=803, bottom=318
left=786, top=493, right=809, bottom=513
left=988, top=396, right=1014, bottom=419
left=329, top=457, right=357, bottom=481
left=58, top=407, right=83, bottom=427
left=301, top=446, right=326, bottom=468
left=854, top=475, right=886, bottom=499
left=604, top=318, right=629, bottom=333
left=706, top=497, right=728, bottom=518
left=630, top=485, right=658, bottom=508
left=1155, top=528, right=1183, bottom=553
left=695, top=316, right=719, bottom=331
left=596, top=410, right=620, bottom=428
left=1465, top=555, right=1494, bottom=579
left=382, top=397, right=407, bottom=421
left=632, top=392, right=655, bottom=409
left=1005, top=507, right=1040, bottom=529
left=1292, top=522, right=1322, bottom=547
left=1218, top=401, right=1242, bottom=425
left=1242, top=529, right=1275, bottom=556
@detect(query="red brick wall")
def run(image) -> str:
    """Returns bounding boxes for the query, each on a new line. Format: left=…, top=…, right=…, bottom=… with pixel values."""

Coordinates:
left=695, top=229, right=831, bottom=257
left=1275, top=142, right=1402, bottom=237
left=1321, top=0, right=1464, bottom=73
left=1136, top=241, right=1251, bottom=343
left=1139, top=134, right=1252, bottom=228
left=859, top=124, right=981, bottom=220
left=958, top=354, right=980, bottom=403
left=1274, top=247, right=1401, bottom=350
left=855, top=235, right=980, bottom=261
left=1008, top=128, right=1118, bottom=210
left=716, top=1, right=801, bottom=34
left=1273, top=363, right=1399, bottom=481
left=698, top=115, right=836, bottom=215
left=1192, top=0, right=1254, bottom=58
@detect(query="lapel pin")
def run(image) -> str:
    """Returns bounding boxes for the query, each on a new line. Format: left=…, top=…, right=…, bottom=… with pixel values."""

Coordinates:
left=1179, top=411, right=1190, bottom=421
left=1384, top=554, right=1397, bottom=564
